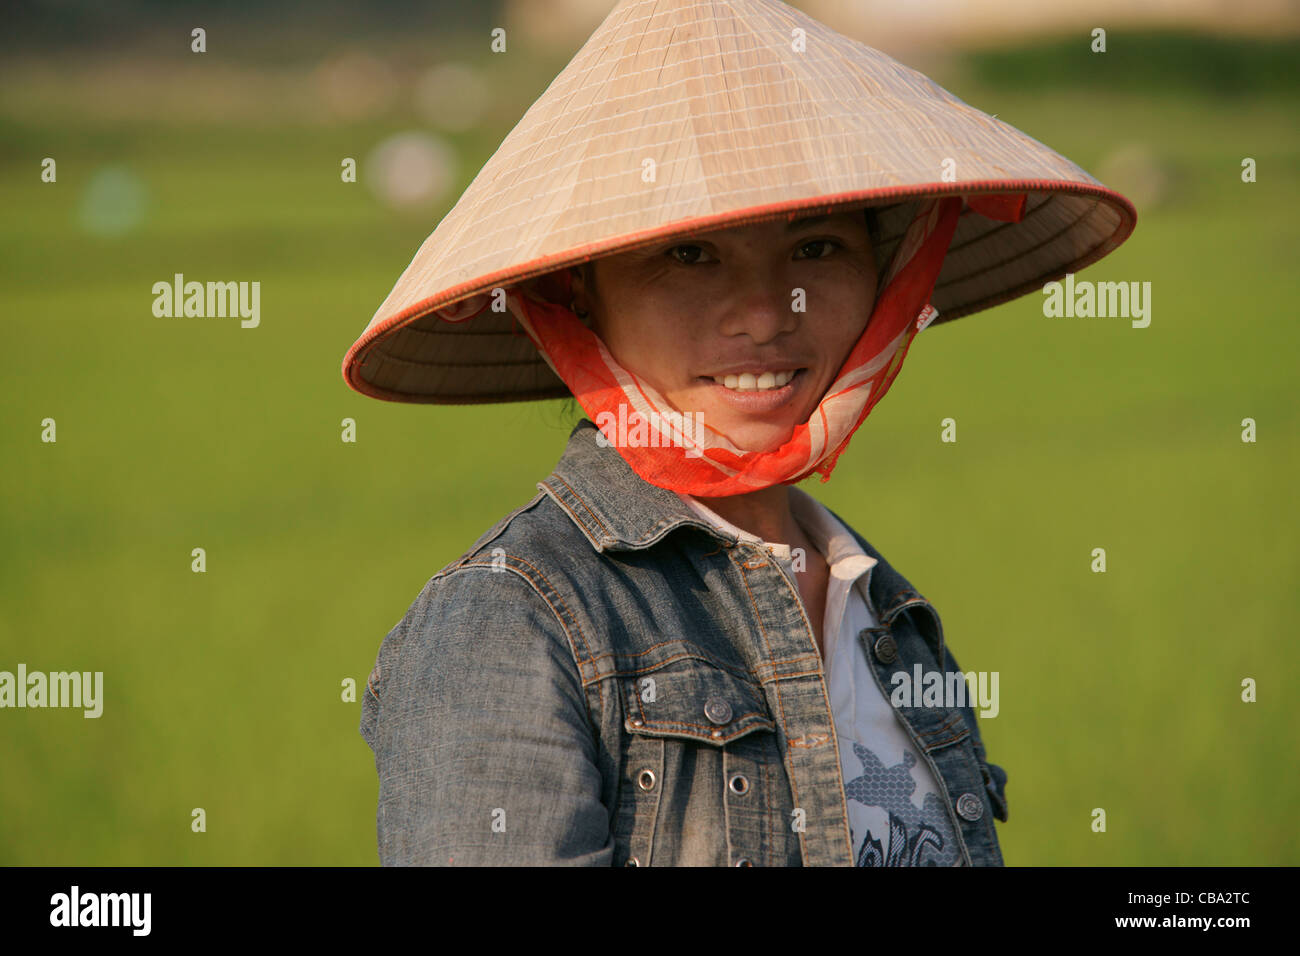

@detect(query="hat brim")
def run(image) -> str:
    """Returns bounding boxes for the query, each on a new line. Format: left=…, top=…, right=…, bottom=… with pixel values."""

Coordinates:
left=344, top=180, right=1134, bottom=405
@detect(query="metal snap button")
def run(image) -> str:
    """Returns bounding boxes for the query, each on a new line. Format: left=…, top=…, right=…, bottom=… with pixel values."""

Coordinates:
left=630, top=718, right=644, bottom=728
left=873, top=633, right=898, bottom=664
left=704, top=696, right=733, bottom=725
left=728, top=773, right=750, bottom=796
left=956, top=792, right=984, bottom=821
left=625, top=857, right=641, bottom=866
left=734, top=858, right=753, bottom=867
left=637, top=769, right=656, bottom=791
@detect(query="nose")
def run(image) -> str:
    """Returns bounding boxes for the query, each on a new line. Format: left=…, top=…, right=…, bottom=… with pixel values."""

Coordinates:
left=715, top=272, right=800, bottom=345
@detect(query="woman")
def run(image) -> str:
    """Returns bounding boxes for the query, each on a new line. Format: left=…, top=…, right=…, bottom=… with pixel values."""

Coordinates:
left=344, top=0, right=1135, bottom=866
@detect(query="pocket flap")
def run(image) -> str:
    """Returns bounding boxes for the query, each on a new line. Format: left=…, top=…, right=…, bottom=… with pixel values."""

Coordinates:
left=622, top=658, right=774, bottom=746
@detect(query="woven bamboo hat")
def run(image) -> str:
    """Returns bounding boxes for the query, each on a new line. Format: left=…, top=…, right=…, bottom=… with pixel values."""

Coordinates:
left=342, top=0, right=1136, bottom=405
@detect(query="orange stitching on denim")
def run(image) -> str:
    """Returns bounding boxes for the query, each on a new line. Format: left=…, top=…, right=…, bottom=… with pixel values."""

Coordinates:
left=460, top=555, right=593, bottom=663
left=438, top=490, right=548, bottom=577
left=587, top=640, right=746, bottom=665
left=748, top=656, right=824, bottom=680
left=550, top=473, right=613, bottom=540
left=735, top=561, right=778, bottom=661
left=541, top=483, right=600, bottom=545
left=596, top=650, right=762, bottom=686
left=916, top=715, right=969, bottom=748
left=736, top=553, right=830, bottom=736
left=631, top=713, right=773, bottom=734
left=742, top=550, right=855, bottom=859
left=735, top=561, right=787, bottom=718
left=924, top=730, right=966, bottom=749
left=587, top=640, right=692, bottom=662
left=776, top=666, right=825, bottom=681
left=626, top=663, right=771, bottom=733
left=629, top=722, right=773, bottom=745
left=734, top=553, right=815, bottom=848
left=916, top=713, right=965, bottom=738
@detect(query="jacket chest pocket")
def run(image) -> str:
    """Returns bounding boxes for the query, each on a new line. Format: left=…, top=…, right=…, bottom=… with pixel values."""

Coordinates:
left=610, top=657, right=791, bottom=867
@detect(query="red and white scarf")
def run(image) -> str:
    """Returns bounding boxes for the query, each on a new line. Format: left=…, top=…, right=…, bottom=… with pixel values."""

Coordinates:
left=436, top=193, right=1025, bottom=496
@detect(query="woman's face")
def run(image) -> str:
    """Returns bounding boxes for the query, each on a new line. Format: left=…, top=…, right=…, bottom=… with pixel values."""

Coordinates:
left=572, top=211, right=878, bottom=453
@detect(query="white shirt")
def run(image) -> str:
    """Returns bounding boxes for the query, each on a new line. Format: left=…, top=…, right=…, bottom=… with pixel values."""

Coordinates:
left=678, top=487, right=962, bottom=866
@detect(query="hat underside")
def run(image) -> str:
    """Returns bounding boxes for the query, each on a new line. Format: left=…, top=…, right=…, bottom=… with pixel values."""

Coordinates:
left=350, top=184, right=1130, bottom=404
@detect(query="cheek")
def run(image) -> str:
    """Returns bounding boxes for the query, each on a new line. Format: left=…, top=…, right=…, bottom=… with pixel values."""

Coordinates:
left=818, top=280, right=875, bottom=345
left=605, top=290, right=697, bottom=349
left=590, top=295, right=692, bottom=383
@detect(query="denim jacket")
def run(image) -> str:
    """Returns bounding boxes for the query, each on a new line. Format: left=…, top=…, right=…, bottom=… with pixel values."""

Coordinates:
left=361, top=418, right=1008, bottom=866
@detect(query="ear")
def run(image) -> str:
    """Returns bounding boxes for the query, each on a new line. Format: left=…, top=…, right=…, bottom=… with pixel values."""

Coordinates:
left=517, top=268, right=573, bottom=307
left=569, top=263, right=593, bottom=314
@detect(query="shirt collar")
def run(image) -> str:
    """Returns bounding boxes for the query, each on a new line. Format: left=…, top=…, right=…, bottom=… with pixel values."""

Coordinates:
left=678, top=487, right=878, bottom=589
left=537, top=418, right=935, bottom=632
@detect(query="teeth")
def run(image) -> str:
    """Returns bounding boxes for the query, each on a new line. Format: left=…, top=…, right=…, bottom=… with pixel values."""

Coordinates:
left=711, top=369, right=797, bottom=391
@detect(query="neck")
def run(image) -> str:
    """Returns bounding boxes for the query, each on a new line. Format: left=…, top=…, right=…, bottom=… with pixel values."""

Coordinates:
left=693, top=485, right=801, bottom=546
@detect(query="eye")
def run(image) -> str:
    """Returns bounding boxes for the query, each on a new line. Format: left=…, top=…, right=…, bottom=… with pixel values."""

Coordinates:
left=795, top=238, right=840, bottom=259
left=667, top=244, right=714, bottom=265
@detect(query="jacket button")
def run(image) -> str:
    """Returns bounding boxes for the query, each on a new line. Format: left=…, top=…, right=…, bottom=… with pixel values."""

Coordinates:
left=637, top=769, right=656, bottom=791
left=704, top=697, right=733, bottom=725
left=625, top=857, right=641, bottom=866
left=728, top=773, right=750, bottom=796
left=734, top=858, right=753, bottom=867
left=630, top=718, right=645, bottom=728
left=956, top=792, right=984, bottom=821
left=873, top=633, right=898, bottom=664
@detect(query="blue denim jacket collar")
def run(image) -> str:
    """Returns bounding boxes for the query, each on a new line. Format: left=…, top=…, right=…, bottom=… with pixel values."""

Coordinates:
left=537, top=419, right=944, bottom=661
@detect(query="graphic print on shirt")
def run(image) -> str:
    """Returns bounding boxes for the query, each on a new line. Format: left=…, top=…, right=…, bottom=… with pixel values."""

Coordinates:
left=843, top=741, right=960, bottom=866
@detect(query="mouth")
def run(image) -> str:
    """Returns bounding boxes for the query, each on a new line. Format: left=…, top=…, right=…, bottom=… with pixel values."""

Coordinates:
left=696, top=367, right=808, bottom=411
left=707, top=369, right=800, bottom=391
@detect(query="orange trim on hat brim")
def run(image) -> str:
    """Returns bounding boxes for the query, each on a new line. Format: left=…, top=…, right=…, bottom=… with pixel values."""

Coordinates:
left=342, top=178, right=1137, bottom=404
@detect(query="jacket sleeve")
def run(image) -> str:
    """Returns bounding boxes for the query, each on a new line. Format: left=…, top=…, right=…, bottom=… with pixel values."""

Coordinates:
left=360, top=565, right=614, bottom=865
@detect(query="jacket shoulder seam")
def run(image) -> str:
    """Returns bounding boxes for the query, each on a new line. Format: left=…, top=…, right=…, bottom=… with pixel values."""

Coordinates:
left=451, top=554, right=595, bottom=668
left=543, top=473, right=610, bottom=544
left=430, top=490, right=549, bottom=578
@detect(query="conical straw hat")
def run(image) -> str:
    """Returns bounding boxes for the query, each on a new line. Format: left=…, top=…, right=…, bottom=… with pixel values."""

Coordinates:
left=342, top=0, right=1136, bottom=405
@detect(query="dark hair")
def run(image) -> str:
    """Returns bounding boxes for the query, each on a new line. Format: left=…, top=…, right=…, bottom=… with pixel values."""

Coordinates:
left=863, top=205, right=888, bottom=276
left=863, top=205, right=881, bottom=243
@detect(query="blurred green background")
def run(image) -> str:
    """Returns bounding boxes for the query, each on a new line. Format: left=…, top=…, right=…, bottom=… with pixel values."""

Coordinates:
left=1, top=1, right=1297, bottom=865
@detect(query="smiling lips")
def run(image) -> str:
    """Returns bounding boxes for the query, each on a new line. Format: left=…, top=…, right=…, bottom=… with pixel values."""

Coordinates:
left=708, top=369, right=801, bottom=391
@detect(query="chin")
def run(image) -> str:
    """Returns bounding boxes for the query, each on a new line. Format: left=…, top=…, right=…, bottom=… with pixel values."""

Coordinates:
left=725, top=420, right=797, bottom=454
